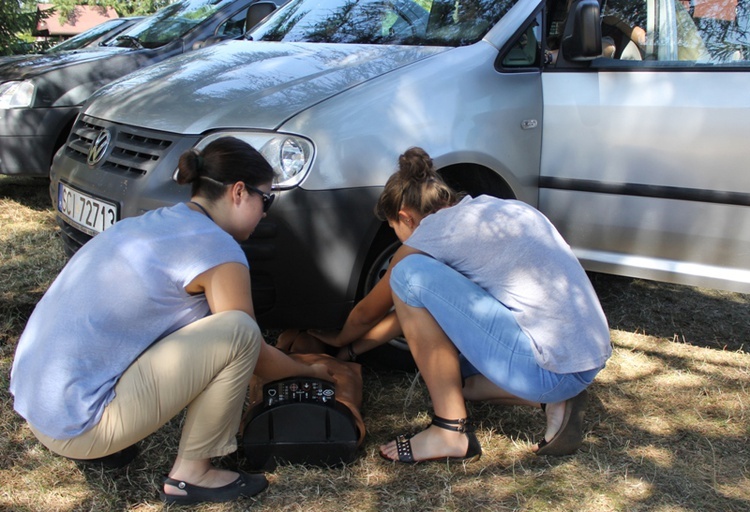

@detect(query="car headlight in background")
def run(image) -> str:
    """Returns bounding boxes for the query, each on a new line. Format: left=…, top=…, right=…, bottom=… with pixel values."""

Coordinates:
left=0, top=81, right=35, bottom=109
left=177, top=132, right=315, bottom=190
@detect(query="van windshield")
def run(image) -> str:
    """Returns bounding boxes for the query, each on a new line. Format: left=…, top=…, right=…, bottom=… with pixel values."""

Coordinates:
left=106, top=0, right=233, bottom=49
left=249, top=0, right=517, bottom=46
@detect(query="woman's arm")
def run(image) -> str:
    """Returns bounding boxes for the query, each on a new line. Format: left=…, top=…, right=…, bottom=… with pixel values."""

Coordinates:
left=332, top=310, right=402, bottom=360
left=187, top=262, right=332, bottom=381
left=188, top=262, right=255, bottom=316
left=309, top=244, right=423, bottom=351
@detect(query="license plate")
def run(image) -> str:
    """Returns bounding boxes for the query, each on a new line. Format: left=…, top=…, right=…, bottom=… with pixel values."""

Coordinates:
left=58, top=183, right=118, bottom=235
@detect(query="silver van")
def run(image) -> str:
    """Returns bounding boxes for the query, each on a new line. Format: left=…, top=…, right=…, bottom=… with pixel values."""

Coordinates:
left=50, top=0, right=750, bottom=341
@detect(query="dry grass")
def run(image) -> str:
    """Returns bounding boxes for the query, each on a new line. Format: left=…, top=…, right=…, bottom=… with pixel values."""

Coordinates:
left=1, top=175, right=749, bottom=511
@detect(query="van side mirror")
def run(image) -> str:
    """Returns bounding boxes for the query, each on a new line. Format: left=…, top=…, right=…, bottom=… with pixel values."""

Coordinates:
left=561, top=0, right=602, bottom=61
left=246, top=1, right=278, bottom=31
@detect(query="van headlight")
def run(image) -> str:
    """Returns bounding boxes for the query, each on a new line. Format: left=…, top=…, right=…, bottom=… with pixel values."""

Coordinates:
left=0, top=81, right=35, bottom=109
left=178, top=132, right=314, bottom=190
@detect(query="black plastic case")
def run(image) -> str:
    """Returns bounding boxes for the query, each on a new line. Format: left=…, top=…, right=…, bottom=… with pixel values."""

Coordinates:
left=242, top=377, right=360, bottom=470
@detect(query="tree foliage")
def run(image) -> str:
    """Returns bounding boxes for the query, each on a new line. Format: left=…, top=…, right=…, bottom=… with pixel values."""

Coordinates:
left=1, top=0, right=171, bottom=56
left=48, top=0, right=172, bottom=20
left=0, top=1, right=53, bottom=56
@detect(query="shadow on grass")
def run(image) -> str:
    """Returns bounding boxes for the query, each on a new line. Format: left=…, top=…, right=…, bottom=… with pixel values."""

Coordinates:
left=590, top=272, right=749, bottom=352
left=356, top=357, right=750, bottom=511
left=0, top=176, right=52, bottom=212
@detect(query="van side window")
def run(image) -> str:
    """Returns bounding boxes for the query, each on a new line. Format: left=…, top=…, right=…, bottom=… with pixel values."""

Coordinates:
left=596, top=0, right=749, bottom=66
left=501, top=13, right=542, bottom=68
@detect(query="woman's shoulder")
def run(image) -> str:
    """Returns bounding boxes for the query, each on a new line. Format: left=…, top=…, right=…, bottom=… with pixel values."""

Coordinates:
left=452, top=194, right=516, bottom=215
left=465, top=195, right=539, bottom=216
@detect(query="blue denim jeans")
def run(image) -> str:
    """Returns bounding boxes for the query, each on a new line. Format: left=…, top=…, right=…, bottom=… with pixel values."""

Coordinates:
left=390, top=254, right=601, bottom=404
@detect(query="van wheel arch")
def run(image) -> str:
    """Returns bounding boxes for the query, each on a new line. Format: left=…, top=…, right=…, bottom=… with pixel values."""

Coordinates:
left=439, top=163, right=517, bottom=200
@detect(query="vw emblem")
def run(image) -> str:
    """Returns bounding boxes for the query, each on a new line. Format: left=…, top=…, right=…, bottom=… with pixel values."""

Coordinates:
left=87, top=129, right=112, bottom=166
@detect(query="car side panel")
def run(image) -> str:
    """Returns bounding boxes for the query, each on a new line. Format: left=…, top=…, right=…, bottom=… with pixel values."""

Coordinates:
left=539, top=70, right=750, bottom=292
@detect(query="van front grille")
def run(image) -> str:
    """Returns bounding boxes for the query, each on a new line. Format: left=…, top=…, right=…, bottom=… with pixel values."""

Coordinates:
left=65, top=116, right=177, bottom=177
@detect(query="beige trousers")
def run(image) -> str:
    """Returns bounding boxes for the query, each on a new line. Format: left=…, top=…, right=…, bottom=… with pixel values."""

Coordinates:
left=30, top=310, right=262, bottom=460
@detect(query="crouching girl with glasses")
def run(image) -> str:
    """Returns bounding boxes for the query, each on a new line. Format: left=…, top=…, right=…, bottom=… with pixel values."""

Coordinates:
left=10, top=136, right=331, bottom=505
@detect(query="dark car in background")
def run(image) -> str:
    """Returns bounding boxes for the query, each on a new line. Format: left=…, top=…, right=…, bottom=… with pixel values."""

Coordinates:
left=0, top=0, right=282, bottom=177
left=43, top=16, right=145, bottom=53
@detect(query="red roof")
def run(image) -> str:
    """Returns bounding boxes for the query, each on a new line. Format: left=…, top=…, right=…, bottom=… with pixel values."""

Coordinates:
left=35, top=4, right=119, bottom=37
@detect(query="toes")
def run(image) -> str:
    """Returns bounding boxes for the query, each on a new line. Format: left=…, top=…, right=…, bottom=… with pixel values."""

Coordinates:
left=379, top=442, right=398, bottom=460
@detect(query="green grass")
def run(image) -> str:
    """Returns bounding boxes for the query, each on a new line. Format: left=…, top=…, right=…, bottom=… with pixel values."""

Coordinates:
left=1, top=175, right=749, bottom=511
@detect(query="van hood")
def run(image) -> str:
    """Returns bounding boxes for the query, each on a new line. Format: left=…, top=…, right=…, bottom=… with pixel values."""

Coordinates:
left=85, top=40, right=450, bottom=133
left=0, top=47, right=130, bottom=80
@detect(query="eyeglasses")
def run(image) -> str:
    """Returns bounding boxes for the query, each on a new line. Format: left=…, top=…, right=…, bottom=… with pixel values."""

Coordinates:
left=246, top=185, right=275, bottom=213
left=198, top=175, right=275, bottom=212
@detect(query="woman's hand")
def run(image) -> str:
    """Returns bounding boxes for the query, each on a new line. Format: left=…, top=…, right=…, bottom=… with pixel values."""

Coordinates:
left=254, top=344, right=332, bottom=382
left=307, top=362, right=334, bottom=382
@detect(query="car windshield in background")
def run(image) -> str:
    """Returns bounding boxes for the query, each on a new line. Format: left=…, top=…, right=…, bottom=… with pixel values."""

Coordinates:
left=45, top=19, right=131, bottom=52
left=249, top=0, right=516, bottom=46
left=106, top=0, right=232, bottom=49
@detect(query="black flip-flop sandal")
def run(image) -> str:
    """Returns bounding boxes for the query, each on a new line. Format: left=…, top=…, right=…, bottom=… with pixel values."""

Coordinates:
left=380, top=415, right=482, bottom=464
left=160, top=470, right=268, bottom=505
left=536, top=389, right=589, bottom=456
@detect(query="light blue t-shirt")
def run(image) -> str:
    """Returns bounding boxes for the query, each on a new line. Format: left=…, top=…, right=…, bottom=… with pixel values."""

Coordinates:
left=10, top=203, right=247, bottom=439
left=405, top=195, right=611, bottom=374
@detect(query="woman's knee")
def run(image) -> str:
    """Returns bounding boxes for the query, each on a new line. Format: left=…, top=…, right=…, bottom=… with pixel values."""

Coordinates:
left=391, top=254, right=447, bottom=304
left=391, top=254, right=435, bottom=283
left=209, top=311, right=263, bottom=360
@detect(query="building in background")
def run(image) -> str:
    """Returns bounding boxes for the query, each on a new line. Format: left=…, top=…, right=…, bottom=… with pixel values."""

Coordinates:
left=34, top=4, right=119, bottom=43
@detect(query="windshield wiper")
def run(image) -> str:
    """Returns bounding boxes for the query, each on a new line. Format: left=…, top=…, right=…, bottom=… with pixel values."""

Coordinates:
left=114, top=35, right=144, bottom=49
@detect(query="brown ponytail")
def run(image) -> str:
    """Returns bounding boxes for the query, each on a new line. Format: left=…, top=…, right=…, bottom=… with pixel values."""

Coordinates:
left=175, top=137, right=275, bottom=200
left=375, top=147, right=459, bottom=221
